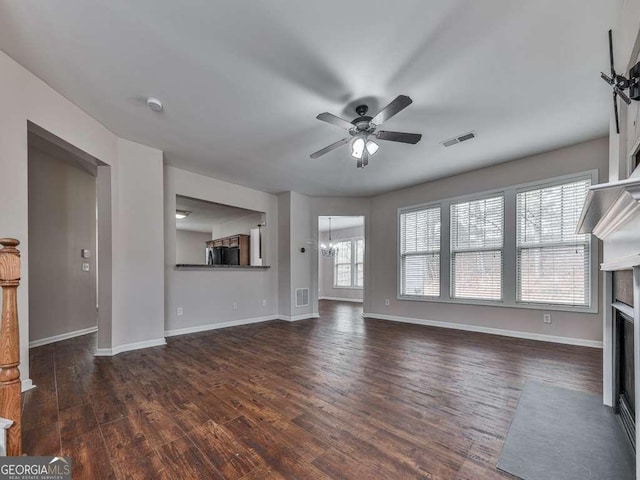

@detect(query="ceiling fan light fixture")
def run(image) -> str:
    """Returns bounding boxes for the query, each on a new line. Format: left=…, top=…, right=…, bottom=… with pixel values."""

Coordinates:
left=365, top=140, right=379, bottom=155
left=311, top=95, right=421, bottom=167
left=351, top=137, right=365, bottom=159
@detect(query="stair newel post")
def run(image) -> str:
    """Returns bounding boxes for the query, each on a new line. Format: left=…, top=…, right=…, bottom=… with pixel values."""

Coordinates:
left=0, top=238, right=21, bottom=456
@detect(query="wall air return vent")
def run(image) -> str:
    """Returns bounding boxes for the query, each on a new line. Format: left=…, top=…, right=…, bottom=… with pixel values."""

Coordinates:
left=441, top=131, right=477, bottom=147
left=295, top=288, right=309, bottom=307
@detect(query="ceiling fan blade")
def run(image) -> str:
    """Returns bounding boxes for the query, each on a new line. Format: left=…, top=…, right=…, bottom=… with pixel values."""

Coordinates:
left=310, top=137, right=350, bottom=159
left=613, top=91, right=620, bottom=134
left=371, top=95, right=413, bottom=125
left=375, top=130, right=422, bottom=144
left=608, top=29, right=616, bottom=78
left=316, top=112, right=353, bottom=130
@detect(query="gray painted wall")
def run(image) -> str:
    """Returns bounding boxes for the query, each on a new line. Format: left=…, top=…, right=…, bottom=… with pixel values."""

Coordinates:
left=211, top=212, right=263, bottom=240
left=28, top=144, right=97, bottom=343
left=367, top=137, right=608, bottom=343
left=290, top=192, right=313, bottom=317
left=111, top=138, right=165, bottom=348
left=165, top=166, right=278, bottom=333
left=277, top=191, right=313, bottom=318
left=176, top=230, right=210, bottom=264
left=277, top=192, right=292, bottom=316
left=319, top=225, right=364, bottom=301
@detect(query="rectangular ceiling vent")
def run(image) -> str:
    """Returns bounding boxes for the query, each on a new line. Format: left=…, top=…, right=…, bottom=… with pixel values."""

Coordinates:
left=441, top=131, right=477, bottom=147
left=295, top=288, right=309, bottom=308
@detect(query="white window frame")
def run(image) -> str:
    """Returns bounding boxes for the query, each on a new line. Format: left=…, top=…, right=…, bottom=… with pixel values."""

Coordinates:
left=333, top=237, right=364, bottom=289
left=515, top=177, right=592, bottom=308
left=396, top=170, right=599, bottom=313
left=450, top=193, right=504, bottom=302
left=399, top=204, right=441, bottom=297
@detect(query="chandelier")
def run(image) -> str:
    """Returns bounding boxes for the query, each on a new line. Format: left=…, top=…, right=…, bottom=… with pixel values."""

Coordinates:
left=320, top=217, right=338, bottom=257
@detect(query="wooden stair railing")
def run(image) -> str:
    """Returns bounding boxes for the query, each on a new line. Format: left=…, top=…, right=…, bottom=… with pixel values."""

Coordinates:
left=0, top=239, right=21, bottom=456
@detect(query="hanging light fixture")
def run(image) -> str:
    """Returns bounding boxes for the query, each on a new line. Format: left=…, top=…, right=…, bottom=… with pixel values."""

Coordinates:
left=350, top=134, right=379, bottom=169
left=350, top=135, right=379, bottom=160
left=320, top=217, right=339, bottom=257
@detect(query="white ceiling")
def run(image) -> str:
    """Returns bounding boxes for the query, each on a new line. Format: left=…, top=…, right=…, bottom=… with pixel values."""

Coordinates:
left=176, top=195, right=262, bottom=233
left=0, top=0, right=622, bottom=196
left=319, top=216, right=364, bottom=233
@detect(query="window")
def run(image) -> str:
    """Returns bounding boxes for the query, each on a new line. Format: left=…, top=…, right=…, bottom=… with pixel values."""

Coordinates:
left=333, top=238, right=364, bottom=288
left=516, top=178, right=591, bottom=306
left=400, top=206, right=441, bottom=297
left=398, top=171, right=597, bottom=311
left=450, top=196, right=504, bottom=300
left=334, top=240, right=352, bottom=287
left=355, top=239, right=364, bottom=287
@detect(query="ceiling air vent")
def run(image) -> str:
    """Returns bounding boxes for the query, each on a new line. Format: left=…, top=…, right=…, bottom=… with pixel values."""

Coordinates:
left=441, top=131, right=477, bottom=147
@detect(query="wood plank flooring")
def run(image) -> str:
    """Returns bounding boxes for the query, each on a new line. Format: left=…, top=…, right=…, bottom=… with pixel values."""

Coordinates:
left=23, top=300, right=602, bottom=479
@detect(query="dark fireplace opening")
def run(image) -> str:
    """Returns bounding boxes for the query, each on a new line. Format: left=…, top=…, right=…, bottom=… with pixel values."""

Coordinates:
left=617, top=309, right=635, bottom=450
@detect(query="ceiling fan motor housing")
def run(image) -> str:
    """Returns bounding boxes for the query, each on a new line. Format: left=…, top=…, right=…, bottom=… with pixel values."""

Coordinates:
left=351, top=105, right=374, bottom=134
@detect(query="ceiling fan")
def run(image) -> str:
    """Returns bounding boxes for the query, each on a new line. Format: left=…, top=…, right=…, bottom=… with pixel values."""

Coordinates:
left=310, top=95, right=422, bottom=168
left=600, top=29, right=640, bottom=134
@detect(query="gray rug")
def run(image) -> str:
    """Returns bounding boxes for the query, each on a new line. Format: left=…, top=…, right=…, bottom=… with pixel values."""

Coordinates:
left=497, top=381, right=635, bottom=480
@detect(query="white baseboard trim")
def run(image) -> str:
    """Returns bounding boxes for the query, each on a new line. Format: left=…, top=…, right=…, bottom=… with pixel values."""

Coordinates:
left=319, top=296, right=363, bottom=303
left=165, top=315, right=278, bottom=337
left=94, top=338, right=167, bottom=357
left=279, top=313, right=319, bottom=321
left=21, top=379, right=35, bottom=393
left=29, top=326, right=98, bottom=348
left=363, top=312, right=603, bottom=348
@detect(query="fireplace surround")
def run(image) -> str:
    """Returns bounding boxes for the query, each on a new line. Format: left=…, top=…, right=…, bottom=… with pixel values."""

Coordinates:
left=578, top=174, right=640, bottom=474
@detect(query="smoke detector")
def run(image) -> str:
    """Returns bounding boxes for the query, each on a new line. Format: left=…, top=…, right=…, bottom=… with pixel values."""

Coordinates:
left=146, top=97, right=163, bottom=112
left=441, top=131, right=476, bottom=147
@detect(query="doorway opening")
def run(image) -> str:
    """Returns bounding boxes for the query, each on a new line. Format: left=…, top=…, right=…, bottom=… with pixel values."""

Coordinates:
left=317, top=216, right=365, bottom=318
left=26, top=122, right=111, bottom=354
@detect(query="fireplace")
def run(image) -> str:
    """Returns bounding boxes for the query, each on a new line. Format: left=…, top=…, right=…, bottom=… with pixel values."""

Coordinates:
left=616, top=307, right=636, bottom=448
left=614, top=270, right=636, bottom=449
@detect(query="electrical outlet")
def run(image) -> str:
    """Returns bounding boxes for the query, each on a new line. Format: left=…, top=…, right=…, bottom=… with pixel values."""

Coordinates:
left=233, top=302, right=238, bottom=310
left=177, top=307, right=183, bottom=316
left=82, top=263, right=90, bottom=272
left=262, top=299, right=267, bottom=307
left=385, top=299, right=390, bottom=306
left=543, top=313, right=551, bottom=324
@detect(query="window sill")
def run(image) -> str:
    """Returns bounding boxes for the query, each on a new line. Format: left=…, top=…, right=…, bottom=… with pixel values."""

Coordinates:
left=397, top=294, right=597, bottom=314
left=332, top=286, right=364, bottom=290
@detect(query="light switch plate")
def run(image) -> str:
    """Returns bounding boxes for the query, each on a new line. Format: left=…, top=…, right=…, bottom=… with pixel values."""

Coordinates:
left=81, top=249, right=91, bottom=259
left=82, top=263, right=90, bottom=272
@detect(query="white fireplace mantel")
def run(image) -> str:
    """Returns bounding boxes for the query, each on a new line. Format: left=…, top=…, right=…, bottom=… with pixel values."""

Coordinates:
left=577, top=174, right=640, bottom=435
left=577, top=176, right=640, bottom=241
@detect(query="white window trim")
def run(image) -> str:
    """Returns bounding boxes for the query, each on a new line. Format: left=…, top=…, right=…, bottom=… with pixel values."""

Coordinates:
left=396, top=170, right=599, bottom=314
left=399, top=204, right=441, bottom=298
left=333, top=237, right=364, bottom=289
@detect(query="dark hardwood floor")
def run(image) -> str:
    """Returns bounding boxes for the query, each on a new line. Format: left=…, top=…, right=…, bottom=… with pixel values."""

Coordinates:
left=23, top=300, right=602, bottom=479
